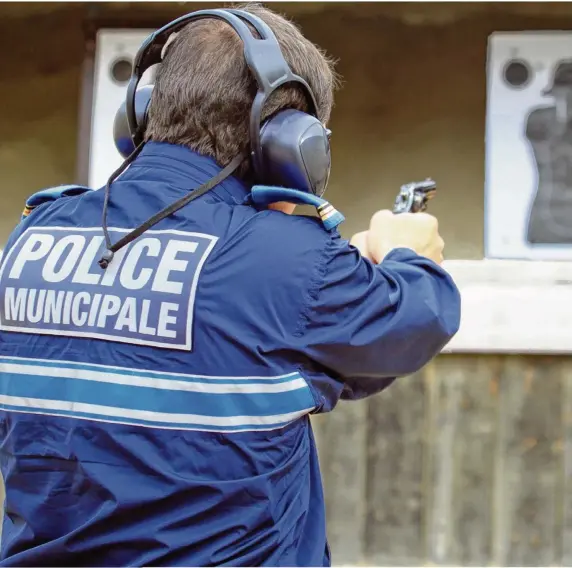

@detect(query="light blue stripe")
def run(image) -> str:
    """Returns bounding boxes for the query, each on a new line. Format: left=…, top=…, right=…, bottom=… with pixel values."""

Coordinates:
left=0, top=372, right=315, bottom=418
left=0, top=357, right=298, bottom=385
left=0, top=402, right=300, bottom=432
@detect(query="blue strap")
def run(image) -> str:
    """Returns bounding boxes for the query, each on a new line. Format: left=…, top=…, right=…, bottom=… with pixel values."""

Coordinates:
left=22, top=184, right=91, bottom=221
left=250, top=185, right=344, bottom=231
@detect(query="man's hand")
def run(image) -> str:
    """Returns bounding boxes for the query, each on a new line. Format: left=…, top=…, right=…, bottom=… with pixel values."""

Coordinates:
left=349, top=231, right=373, bottom=260
left=350, top=209, right=445, bottom=265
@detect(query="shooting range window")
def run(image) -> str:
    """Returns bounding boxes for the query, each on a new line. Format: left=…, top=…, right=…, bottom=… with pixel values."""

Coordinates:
left=110, top=57, right=133, bottom=86
left=503, top=59, right=532, bottom=89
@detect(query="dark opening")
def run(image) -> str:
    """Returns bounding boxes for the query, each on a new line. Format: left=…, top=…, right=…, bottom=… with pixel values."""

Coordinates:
left=110, top=57, right=133, bottom=85
left=503, top=59, right=531, bottom=88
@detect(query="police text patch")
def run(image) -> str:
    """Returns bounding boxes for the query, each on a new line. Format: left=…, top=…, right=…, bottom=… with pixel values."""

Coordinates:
left=0, top=227, right=218, bottom=350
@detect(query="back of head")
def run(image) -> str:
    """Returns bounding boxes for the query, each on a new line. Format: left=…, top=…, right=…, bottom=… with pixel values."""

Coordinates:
left=144, top=3, right=339, bottom=178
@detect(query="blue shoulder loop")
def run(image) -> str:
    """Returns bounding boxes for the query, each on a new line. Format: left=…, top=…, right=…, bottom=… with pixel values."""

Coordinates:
left=250, top=186, right=345, bottom=231
left=22, top=184, right=92, bottom=221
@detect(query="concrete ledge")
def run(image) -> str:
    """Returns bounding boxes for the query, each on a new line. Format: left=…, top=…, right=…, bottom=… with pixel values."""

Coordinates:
left=0, top=252, right=563, bottom=353
left=443, top=259, right=572, bottom=354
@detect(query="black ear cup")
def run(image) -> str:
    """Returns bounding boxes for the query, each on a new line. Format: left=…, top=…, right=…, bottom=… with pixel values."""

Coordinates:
left=113, top=85, right=154, bottom=158
left=112, top=9, right=330, bottom=195
left=259, top=109, right=331, bottom=196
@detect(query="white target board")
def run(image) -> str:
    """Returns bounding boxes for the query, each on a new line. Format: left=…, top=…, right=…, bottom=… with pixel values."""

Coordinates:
left=486, top=32, right=572, bottom=260
left=89, top=29, right=154, bottom=190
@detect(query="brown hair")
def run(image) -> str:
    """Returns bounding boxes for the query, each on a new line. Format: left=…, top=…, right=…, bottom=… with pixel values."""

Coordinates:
left=145, top=3, right=339, bottom=176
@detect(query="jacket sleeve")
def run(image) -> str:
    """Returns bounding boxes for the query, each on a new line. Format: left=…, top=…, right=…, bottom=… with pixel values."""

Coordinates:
left=294, top=236, right=461, bottom=403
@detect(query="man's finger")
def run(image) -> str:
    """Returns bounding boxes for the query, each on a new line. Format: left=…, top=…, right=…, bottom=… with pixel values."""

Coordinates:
left=350, top=231, right=371, bottom=259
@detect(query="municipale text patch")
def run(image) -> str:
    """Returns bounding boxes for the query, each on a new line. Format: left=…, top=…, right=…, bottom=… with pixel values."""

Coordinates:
left=0, top=227, right=218, bottom=350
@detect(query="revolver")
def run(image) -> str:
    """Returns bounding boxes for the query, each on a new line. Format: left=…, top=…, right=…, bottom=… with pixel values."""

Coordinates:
left=392, top=178, right=437, bottom=214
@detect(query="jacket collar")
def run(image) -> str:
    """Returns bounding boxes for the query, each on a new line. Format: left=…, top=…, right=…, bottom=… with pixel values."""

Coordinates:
left=123, top=141, right=251, bottom=205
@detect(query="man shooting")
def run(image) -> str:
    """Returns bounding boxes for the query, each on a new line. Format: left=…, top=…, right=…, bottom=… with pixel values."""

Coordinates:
left=0, top=4, right=460, bottom=566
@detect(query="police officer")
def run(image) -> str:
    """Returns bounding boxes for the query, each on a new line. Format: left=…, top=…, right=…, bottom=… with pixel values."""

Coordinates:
left=0, top=5, right=460, bottom=567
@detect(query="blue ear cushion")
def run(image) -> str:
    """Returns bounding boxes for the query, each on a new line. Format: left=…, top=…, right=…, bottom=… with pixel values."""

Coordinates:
left=113, top=85, right=154, bottom=158
left=113, top=100, right=135, bottom=158
left=115, top=135, right=135, bottom=158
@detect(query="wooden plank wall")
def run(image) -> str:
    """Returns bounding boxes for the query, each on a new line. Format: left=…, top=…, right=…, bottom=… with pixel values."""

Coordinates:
left=313, top=355, right=572, bottom=567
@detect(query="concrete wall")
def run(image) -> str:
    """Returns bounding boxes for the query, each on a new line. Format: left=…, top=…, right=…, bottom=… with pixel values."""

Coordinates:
left=0, top=9, right=82, bottom=244
left=2, top=5, right=571, bottom=258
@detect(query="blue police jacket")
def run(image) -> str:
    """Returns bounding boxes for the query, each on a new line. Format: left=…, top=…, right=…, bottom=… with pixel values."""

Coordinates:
left=0, top=142, right=461, bottom=566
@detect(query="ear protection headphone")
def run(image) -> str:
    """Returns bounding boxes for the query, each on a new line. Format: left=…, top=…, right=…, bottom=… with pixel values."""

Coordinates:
left=112, top=8, right=332, bottom=197
left=100, top=8, right=341, bottom=270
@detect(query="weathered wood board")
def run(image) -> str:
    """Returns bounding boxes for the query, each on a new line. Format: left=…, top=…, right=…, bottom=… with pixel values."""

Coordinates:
left=314, top=355, right=572, bottom=567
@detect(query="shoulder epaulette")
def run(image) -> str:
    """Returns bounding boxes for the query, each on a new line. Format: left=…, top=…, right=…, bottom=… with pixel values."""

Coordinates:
left=22, top=184, right=91, bottom=221
left=250, top=185, right=344, bottom=232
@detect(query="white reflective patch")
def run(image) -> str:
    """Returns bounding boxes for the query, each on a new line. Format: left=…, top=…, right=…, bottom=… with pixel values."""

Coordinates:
left=0, top=227, right=218, bottom=350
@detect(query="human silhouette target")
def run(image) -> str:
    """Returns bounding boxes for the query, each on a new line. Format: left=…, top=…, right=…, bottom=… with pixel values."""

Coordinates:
left=486, top=32, right=572, bottom=260
left=525, top=60, right=572, bottom=244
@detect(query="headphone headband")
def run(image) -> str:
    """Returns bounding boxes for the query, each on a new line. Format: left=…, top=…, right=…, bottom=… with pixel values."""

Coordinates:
left=126, top=8, right=319, bottom=171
